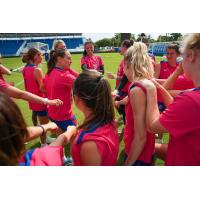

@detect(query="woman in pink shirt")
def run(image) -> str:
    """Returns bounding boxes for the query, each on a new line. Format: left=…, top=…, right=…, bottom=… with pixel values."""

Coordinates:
left=49, top=70, right=119, bottom=166
left=154, top=43, right=193, bottom=90
left=154, top=44, right=181, bottom=79
left=81, top=41, right=105, bottom=74
left=107, top=40, right=134, bottom=88
left=22, top=48, right=49, bottom=145
left=0, top=78, right=62, bottom=106
left=146, top=33, right=200, bottom=166
left=0, top=63, right=11, bottom=81
left=44, top=49, right=78, bottom=132
left=72, top=71, right=119, bottom=165
left=123, top=42, right=155, bottom=166
left=0, top=92, right=69, bottom=166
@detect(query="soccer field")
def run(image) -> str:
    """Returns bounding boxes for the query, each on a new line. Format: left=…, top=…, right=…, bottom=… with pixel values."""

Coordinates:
left=3, top=53, right=168, bottom=165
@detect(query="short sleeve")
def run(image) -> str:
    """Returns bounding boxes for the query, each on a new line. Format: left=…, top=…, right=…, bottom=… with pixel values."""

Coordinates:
left=61, top=72, right=76, bottom=88
left=117, top=60, right=124, bottom=77
left=98, top=56, right=104, bottom=66
left=95, top=140, right=108, bottom=161
left=0, top=79, right=9, bottom=91
left=159, top=93, right=199, bottom=138
left=68, top=68, right=79, bottom=78
left=30, top=146, right=64, bottom=166
left=81, top=57, right=85, bottom=65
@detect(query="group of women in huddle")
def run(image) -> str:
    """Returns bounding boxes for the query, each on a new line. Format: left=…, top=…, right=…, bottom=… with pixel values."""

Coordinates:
left=0, top=33, right=200, bottom=166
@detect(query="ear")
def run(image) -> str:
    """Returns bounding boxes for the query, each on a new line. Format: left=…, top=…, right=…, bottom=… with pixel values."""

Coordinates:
left=73, top=95, right=79, bottom=105
left=188, top=49, right=196, bottom=63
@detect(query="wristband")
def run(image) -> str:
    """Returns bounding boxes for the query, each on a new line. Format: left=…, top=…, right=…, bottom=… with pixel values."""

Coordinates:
left=37, top=125, right=45, bottom=136
left=43, top=98, right=48, bottom=105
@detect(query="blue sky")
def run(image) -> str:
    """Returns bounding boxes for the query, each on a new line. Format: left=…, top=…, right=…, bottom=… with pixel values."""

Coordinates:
left=82, top=33, right=165, bottom=42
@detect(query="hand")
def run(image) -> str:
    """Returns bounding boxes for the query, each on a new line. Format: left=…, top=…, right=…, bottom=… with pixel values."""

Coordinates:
left=114, top=101, right=120, bottom=108
left=47, top=122, right=58, bottom=131
left=151, top=79, right=163, bottom=89
left=107, top=72, right=116, bottom=79
left=176, top=63, right=184, bottom=75
left=111, top=91, right=117, bottom=100
left=42, top=122, right=58, bottom=133
left=66, top=125, right=78, bottom=137
left=48, top=99, right=63, bottom=106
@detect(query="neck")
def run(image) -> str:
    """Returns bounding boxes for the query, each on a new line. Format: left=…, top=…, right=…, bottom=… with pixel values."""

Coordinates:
left=28, top=61, right=35, bottom=65
left=87, top=53, right=93, bottom=57
left=191, top=69, right=200, bottom=87
left=133, top=77, right=146, bottom=82
left=64, top=65, right=70, bottom=70
left=82, top=107, right=94, bottom=124
left=56, top=65, right=65, bottom=70
left=193, top=77, right=200, bottom=88
left=168, top=60, right=177, bottom=67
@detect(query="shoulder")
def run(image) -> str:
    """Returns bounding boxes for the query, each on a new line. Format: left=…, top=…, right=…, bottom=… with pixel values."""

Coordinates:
left=165, top=91, right=200, bottom=114
left=34, top=67, right=42, bottom=73
left=0, top=79, right=9, bottom=89
left=160, top=60, right=167, bottom=66
left=97, top=55, right=103, bottom=60
left=130, top=80, right=154, bottom=94
left=81, top=141, right=97, bottom=151
left=176, top=90, right=200, bottom=103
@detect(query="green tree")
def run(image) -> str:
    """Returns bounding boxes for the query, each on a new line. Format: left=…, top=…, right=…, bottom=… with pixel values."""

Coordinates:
left=95, top=38, right=112, bottom=48
left=170, top=33, right=182, bottom=41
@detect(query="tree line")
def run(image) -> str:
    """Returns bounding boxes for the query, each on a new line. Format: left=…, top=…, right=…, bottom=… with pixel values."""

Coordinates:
left=93, top=33, right=183, bottom=48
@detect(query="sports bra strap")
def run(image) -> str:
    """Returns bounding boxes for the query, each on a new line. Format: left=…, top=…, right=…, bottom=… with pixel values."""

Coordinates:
left=129, top=82, right=147, bottom=94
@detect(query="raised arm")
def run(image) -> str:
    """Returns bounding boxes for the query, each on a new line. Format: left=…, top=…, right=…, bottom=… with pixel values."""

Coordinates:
left=2, top=85, right=63, bottom=106
left=0, top=64, right=12, bottom=75
left=145, top=83, right=168, bottom=134
left=154, top=63, right=161, bottom=78
left=163, top=63, right=184, bottom=90
left=151, top=79, right=173, bottom=106
left=26, top=122, right=58, bottom=142
left=50, top=126, right=77, bottom=147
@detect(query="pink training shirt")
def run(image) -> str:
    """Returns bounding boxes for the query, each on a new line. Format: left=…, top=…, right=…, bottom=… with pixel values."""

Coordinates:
left=159, top=61, right=179, bottom=79
left=22, top=64, right=47, bottom=111
left=81, top=54, right=104, bottom=71
left=44, top=67, right=78, bottom=121
left=72, top=122, right=119, bottom=166
left=116, top=59, right=125, bottom=88
left=173, top=74, right=194, bottom=90
left=19, top=146, right=64, bottom=166
left=124, top=82, right=155, bottom=164
left=0, top=79, right=9, bottom=90
left=160, top=88, right=200, bottom=166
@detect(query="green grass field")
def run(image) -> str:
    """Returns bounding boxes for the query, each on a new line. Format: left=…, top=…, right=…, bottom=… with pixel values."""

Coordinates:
left=3, top=53, right=169, bottom=165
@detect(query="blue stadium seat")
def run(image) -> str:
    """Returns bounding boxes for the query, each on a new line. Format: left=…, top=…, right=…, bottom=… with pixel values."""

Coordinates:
left=0, top=37, right=84, bottom=56
left=0, top=40, right=24, bottom=56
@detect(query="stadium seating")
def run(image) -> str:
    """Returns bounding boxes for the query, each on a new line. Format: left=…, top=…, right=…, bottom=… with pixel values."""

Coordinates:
left=0, top=37, right=84, bottom=56
left=148, top=43, right=168, bottom=56
left=0, top=40, right=24, bottom=56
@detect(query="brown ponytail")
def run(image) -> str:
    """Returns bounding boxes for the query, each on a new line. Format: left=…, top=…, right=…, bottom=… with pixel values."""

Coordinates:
left=22, top=48, right=41, bottom=63
left=47, top=49, right=71, bottom=74
left=73, top=70, right=115, bottom=130
left=0, top=92, right=28, bottom=165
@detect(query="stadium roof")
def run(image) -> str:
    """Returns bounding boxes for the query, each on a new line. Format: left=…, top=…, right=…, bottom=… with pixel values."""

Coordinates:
left=0, top=33, right=82, bottom=38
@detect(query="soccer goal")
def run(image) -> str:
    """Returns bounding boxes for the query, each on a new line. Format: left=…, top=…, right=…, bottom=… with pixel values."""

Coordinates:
left=22, top=42, right=49, bottom=54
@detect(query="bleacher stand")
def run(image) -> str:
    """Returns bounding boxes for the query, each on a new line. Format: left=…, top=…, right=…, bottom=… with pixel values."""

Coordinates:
left=148, top=42, right=181, bottom=56
left=0, top=33, right=84, bottom=57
